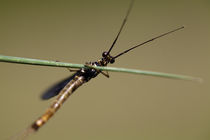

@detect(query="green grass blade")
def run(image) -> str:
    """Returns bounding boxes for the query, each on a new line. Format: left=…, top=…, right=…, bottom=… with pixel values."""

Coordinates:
left=0, top=55, right=201, bottom=82
left=88, top=65, right=202, bottom=82
left=0, top=54, right=84, bottom=68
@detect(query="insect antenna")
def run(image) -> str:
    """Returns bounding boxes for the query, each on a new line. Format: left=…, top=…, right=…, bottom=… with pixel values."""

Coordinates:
left=107, top=0, right=134, bottom=55
left=113, top=26, right=184, bottom=59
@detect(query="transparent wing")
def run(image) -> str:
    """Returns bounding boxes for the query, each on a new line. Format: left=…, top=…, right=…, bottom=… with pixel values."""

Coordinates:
left=41, top=73, right=77, bottom=100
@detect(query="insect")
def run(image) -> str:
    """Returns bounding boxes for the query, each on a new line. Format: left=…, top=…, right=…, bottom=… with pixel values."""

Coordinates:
left=7, top=0, right=189, bottom=139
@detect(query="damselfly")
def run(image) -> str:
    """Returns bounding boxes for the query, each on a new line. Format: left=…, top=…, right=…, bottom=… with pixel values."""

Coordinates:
left=5, top=0, right=199, bottom=139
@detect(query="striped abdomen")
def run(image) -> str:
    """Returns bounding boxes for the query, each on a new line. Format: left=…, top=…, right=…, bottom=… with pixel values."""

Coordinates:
left=31, top=75, right=85, bottom=131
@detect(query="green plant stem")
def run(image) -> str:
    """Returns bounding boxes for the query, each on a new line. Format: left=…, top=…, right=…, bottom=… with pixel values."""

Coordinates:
left=0, top=55, right=84, bottom=68
left=0, top=54, right=201, bottom=82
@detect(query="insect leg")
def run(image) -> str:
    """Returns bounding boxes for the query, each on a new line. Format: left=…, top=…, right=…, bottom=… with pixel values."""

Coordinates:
left=67, top=68, right=78, bottom=72
left=101, top=71, right=109, bottom=78
left=84, top=64, right=109, bottom=78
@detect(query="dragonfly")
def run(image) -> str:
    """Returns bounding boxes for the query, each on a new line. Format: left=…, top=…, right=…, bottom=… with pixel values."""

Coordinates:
left=2, top=0, right=200, bottom=139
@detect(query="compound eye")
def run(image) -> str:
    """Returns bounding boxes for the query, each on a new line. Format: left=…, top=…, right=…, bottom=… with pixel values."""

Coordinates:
left=110, top=58, right=115, bottom=64
left=102, top=51, right=108, bottom=57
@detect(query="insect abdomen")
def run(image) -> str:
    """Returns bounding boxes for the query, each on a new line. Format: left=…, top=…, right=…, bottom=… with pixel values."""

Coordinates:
left=31, top=75, right=85, bottom=131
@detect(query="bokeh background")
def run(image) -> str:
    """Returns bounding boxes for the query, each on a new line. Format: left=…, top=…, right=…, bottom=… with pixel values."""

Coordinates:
left=0, top=0, right=209, bottom=140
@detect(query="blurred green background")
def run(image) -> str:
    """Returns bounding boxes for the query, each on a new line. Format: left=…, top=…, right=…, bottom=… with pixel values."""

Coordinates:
left=0, top=0, right=209, bottom=140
